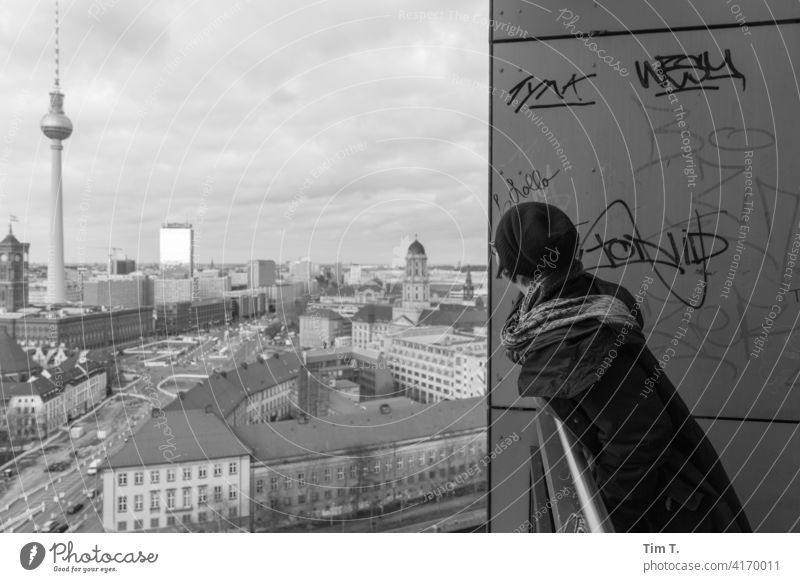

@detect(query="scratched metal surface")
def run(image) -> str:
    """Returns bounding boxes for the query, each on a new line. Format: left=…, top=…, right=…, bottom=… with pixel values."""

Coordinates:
left=489, top=25, right=800, bottom=420
left=490, top=0, right=800, bottom=42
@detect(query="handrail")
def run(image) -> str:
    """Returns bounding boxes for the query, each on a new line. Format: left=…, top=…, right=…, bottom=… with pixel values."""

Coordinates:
left=551, top=413, right=614, bottom=533
left=532, top=399, right=614, bottom=533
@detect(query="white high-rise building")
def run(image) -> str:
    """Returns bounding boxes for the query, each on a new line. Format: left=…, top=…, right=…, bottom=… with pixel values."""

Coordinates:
left=160, top=223, right=194, bottom=278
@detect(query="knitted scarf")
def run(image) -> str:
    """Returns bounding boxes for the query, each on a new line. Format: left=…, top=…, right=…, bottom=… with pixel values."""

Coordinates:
left=501, top=260, right=641, bottom=365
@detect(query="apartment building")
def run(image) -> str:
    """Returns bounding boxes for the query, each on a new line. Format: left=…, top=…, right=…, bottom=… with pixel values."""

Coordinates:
left=101, top=409, right=252, bottom=532
left=387, top=328, right=486, bottom=404
left=235, top=397, right=485, bottom=531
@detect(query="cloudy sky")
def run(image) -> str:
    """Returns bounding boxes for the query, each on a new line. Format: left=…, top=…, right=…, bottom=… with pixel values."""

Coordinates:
left=0, top=0, right=489, bottom=267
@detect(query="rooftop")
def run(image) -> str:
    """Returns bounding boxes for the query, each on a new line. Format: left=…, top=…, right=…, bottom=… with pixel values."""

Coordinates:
left=352, top=304, right=393, bottom=323
left=164, top=352, right=302, bottom=417
left=105, top=409, right=252, bottom=469
left=234, top=396, right=483, bottom=463
left=0, top=329, right=41, bottom=376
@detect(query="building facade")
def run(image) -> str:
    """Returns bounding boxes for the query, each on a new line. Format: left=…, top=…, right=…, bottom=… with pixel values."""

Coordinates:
left=0, top=306, right=154, bottom=350
left=101, top=410, right=252, bottom=532
left=236, top=398, right=485, bottom=531
left=299, top=308, right=350, bottom=349
left=387, top=328, right=486, bottom=404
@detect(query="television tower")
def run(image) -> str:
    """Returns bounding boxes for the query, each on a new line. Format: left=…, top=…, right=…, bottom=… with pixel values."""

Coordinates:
left=40, top=0, right=72, bottom=304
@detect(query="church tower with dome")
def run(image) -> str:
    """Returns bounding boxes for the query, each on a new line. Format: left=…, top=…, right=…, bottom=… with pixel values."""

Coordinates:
left=402, top=236, right=430, bottom=309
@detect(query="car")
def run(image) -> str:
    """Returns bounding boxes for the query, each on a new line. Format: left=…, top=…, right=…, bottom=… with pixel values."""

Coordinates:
left=67, top=502, right=84, bottom=515
left=85, top=488, right=97, bottom=499
left=42, top=519, right=56, bottom=531
left=52, top=522, right=69, bottom=533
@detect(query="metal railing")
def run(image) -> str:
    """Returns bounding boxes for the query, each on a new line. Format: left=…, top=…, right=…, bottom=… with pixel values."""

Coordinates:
left=531, top=400, right=614, bottom=533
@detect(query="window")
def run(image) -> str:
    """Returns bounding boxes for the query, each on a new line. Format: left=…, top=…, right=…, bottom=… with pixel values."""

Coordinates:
left=229, top=507, right=238, bottom=518
left=311, top=491, right=319, bottom=502
left=373, top=461, right=381, bottom=474
left=337, top=467, right=344, bottom=481
left=337, top=488, right=345, bottom=498
left=214, top=485, right=222, bottom=503
left=229, top=485, right=238, bottom=500
left=134, top=519, right=143, bottom=531
left=150, top=518, right=159, bottom=529
left=428, top=453, right=435, bottom=465
left=198, top=485, right=208, bottom=504
left=349, top=465, right=357, bottom=479
left=150, top=491, right=160, bottom=511
left=166, top=515, right=176, bottom=527
left=198, top=466, right=207, bottom=479
left=134, top=494, right=143, bottom=512
left=229, top=462, right=238, bottom=475
left=256, top=479, right=264, bottom=494
left=323, top=468, right=331, bottom=482
left=166, top=489, right=176, bottom=510
left=397, top=458, right=404, bottom=470
left=324, top=490, right=331, bottom=500
left=182, top=467, right=192, bottom=481
left=182, top=487, right=191, bottom=508
left=284, top=478, right=291, bottom=490
left=117, top=496, right=127, bottom=512
left=117, top=473, right=127, bottom=487
left=297, top=494, right=306, bottom=504
left=297, top=473, right=306, bottom=487
left=418, top=453, right=425, bottom=466
left=408, top=456, right=414, bottom=468
left=213, top=464, right=222, bottom=477
left=166, top=469, right=176, bottom=483
left=198, top=511, right=207, bottom=523
left=181, top=514, right=191, bottom=524
left=311, top=471, right=318, bottom=484
left=270, top=477, right=278, bottom=491
left=118, top=521, right=127, bottom=531
left=134, top=471, right=144, bottom=486
left=150, top=470, right=160, bottom=484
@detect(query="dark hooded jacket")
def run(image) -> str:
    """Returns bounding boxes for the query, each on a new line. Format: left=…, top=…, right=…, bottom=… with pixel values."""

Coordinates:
left=515, top=271, right=752, bottom=533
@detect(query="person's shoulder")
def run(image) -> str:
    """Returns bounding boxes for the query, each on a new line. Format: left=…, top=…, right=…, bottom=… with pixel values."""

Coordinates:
left=586, top=273, right=636, bottom=307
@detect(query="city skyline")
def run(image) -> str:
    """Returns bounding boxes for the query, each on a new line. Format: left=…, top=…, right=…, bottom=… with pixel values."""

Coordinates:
left=0, top=0, right=489, bottom=266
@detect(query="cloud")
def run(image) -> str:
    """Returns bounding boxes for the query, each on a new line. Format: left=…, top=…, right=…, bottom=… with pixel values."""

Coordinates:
left=1, top=0, right=489, bottom=266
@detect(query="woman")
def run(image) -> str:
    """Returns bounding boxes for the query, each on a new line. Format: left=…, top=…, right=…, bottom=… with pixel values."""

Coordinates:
left=493, top=202, right=751, bottom=533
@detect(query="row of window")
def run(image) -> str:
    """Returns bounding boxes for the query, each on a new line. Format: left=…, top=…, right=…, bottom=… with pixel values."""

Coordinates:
left=253, top=444, right=484, bottom=493
left=117, top=484, right=238, bottom=513
left=117, top=462, right=238, bottom=487
left=117, top=506, right=238, bottom=531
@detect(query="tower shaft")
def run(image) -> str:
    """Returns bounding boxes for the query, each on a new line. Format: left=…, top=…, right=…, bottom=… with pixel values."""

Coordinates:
left=47, top=141, right=66, bottom=304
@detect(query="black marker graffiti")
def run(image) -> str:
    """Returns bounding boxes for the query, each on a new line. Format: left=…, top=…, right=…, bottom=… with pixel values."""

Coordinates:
left=492, top=167, right=560, bottom=212
left=634, top=49, right=746, bottom=96
left=580, top=199, right=729, bottom=307
left=507, top=73, right=596, bottom=111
